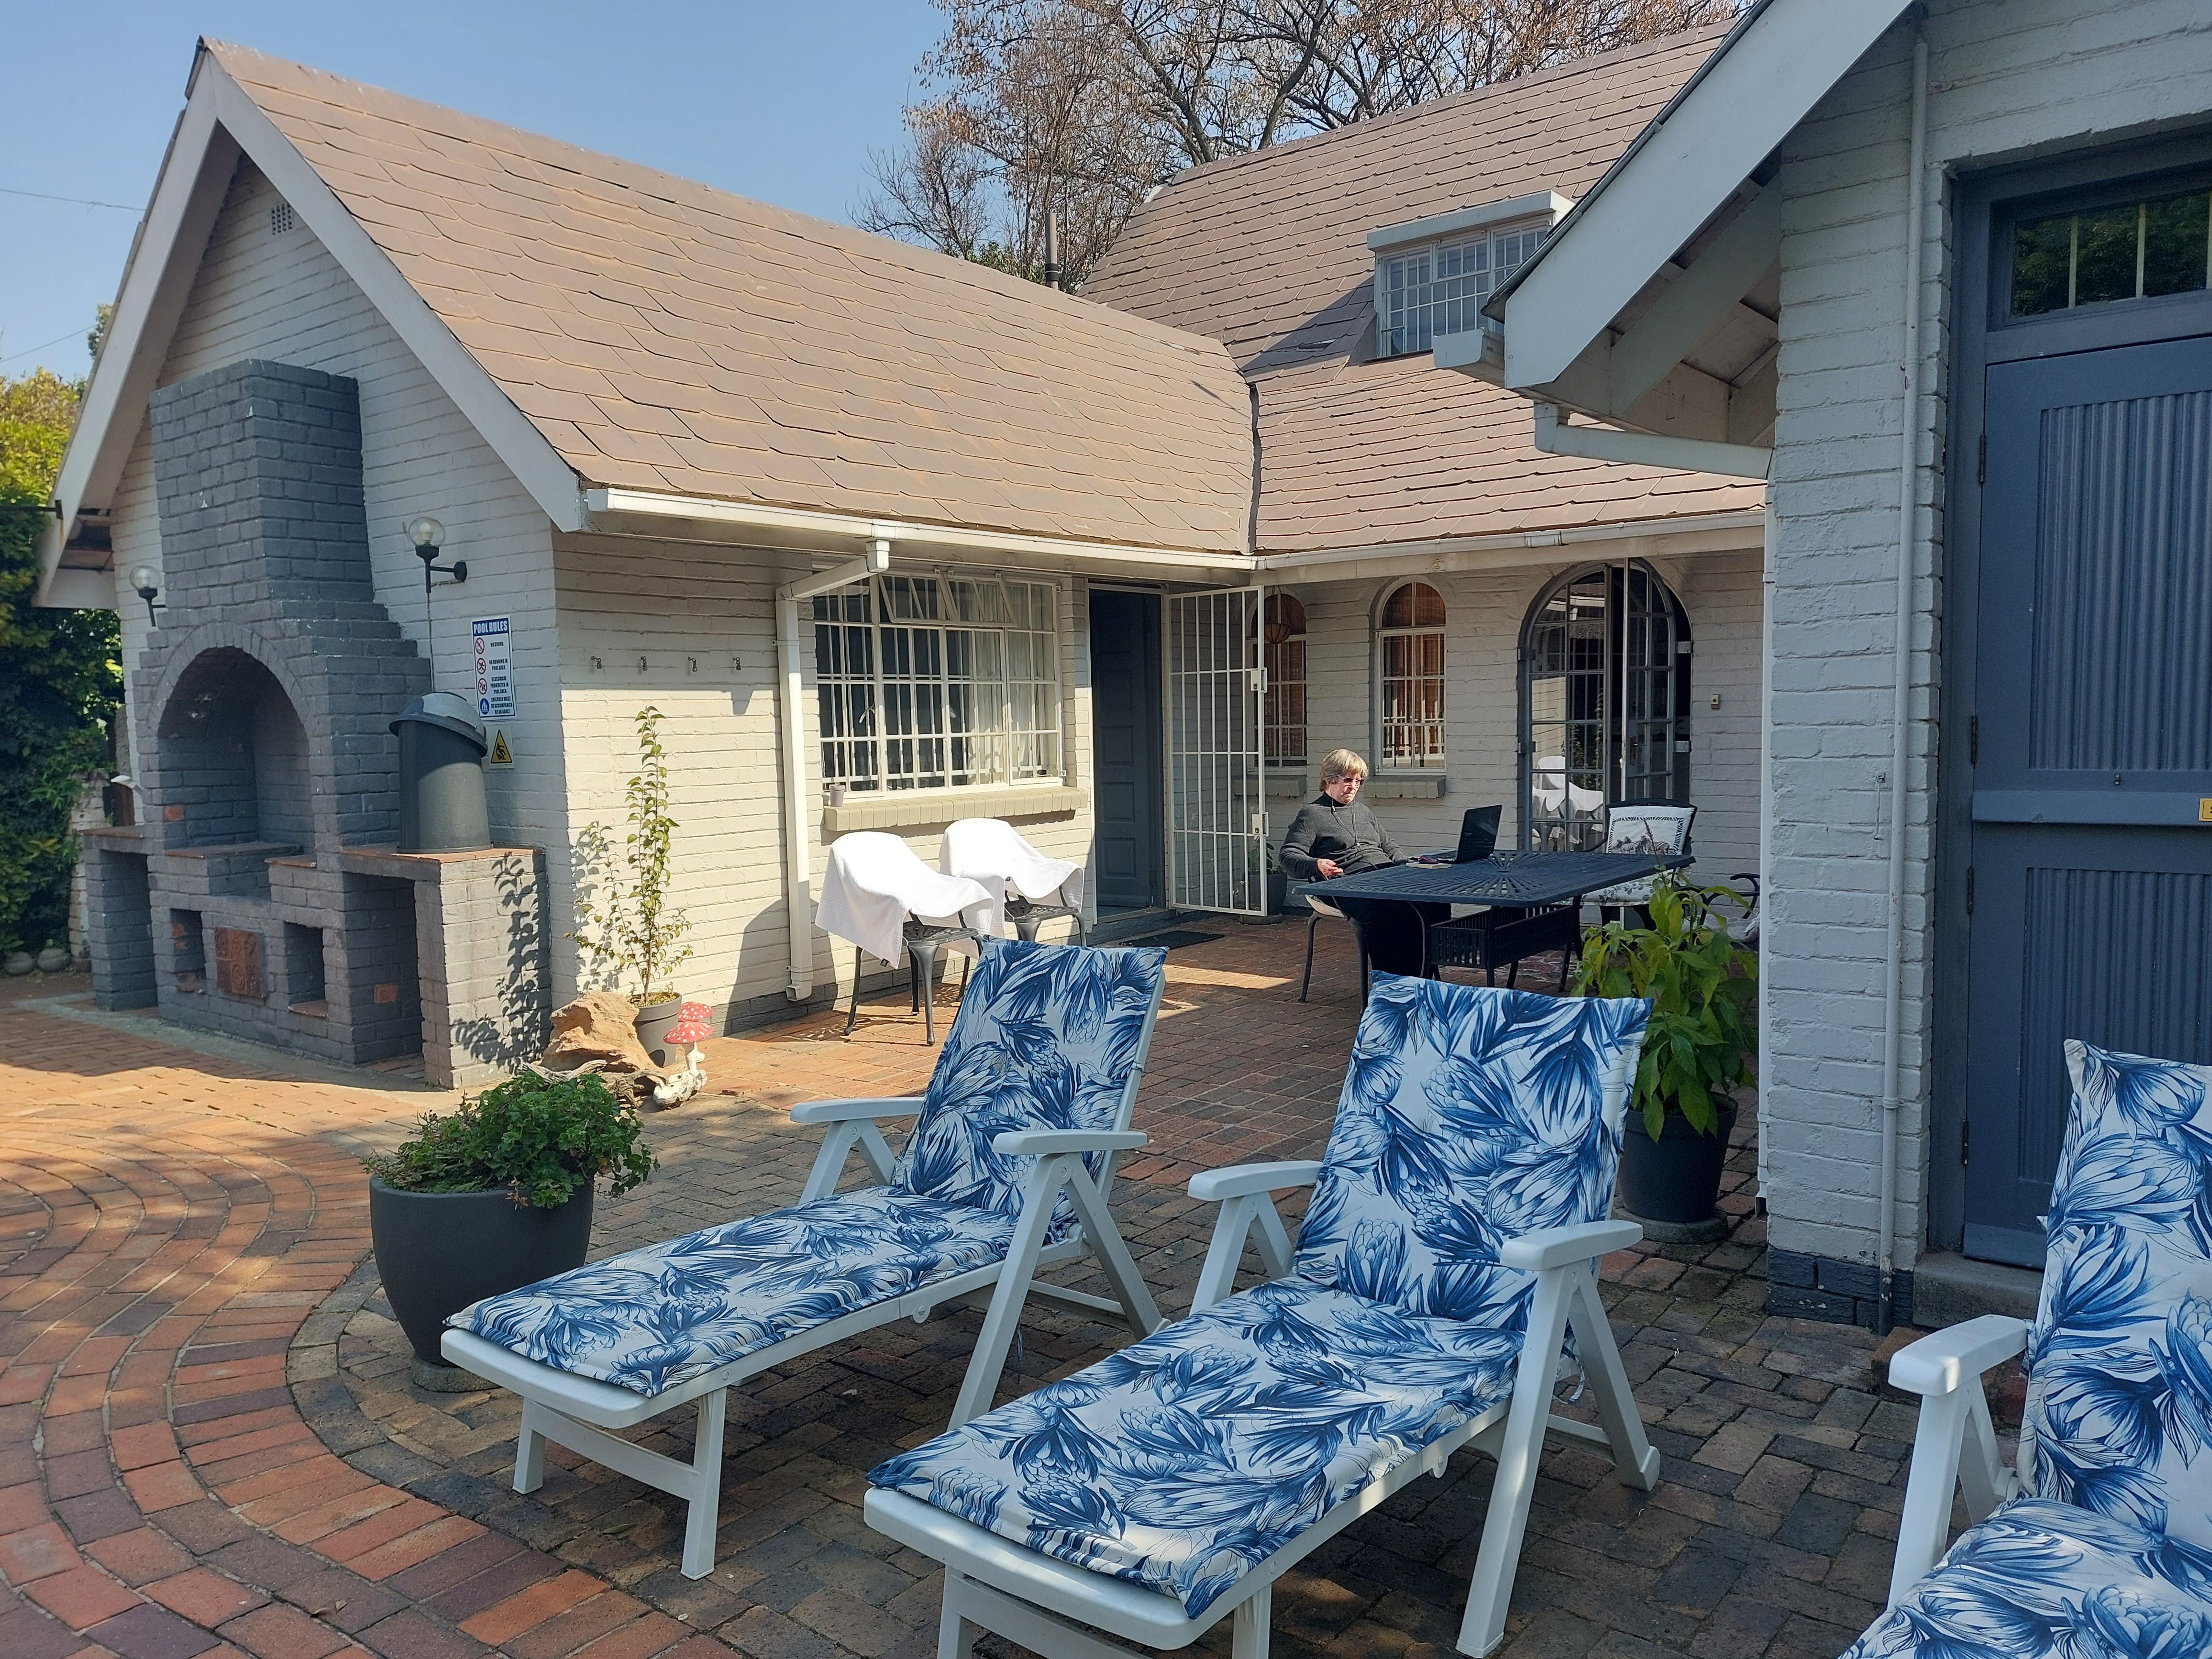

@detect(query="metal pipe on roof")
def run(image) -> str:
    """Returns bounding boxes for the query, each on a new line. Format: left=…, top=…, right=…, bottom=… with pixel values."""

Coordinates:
left=775, top=538, right=891, bottom=1001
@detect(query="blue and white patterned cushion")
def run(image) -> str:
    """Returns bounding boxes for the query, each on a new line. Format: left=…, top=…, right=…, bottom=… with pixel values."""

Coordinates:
left=870, top=979, right=1652, bottom=1617
left=893, top=939, right=1167, bottom=1239
left=449, top=940, right=1168, bottom=1396
left=448, top=1187, right=1017, bottom=1394
left=1838, top=1500, right=2212, bottom=1659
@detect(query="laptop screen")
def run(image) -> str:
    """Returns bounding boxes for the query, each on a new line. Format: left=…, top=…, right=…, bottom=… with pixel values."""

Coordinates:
left=1455, top=805, right=1503, bottom=863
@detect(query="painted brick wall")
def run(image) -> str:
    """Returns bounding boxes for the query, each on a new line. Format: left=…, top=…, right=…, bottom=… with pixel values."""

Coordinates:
left=1764, top=0, right=2212, bottom=1274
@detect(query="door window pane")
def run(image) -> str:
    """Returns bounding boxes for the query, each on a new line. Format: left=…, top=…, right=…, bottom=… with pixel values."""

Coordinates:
left=2011, top=188, right=2212, bottom=317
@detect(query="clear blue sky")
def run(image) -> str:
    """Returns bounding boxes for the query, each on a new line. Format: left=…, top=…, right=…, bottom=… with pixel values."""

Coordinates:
left=0, top=1, right=943, bottom=381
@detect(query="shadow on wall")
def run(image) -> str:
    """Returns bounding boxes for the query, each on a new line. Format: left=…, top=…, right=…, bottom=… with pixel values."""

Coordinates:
left=448, top=850, right=551, bottom=1076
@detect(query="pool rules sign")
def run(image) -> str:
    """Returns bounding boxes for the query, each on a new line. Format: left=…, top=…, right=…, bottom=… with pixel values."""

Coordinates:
left=472, top=617, right=515, bottom=765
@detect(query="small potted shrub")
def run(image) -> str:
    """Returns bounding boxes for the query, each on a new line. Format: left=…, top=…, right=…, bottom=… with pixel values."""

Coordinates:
left=365, top=1072, right=656, bottom=1382
left=571, top=705, right=693, bottom=1062
left=1573, top=879, right=1757, bottom=1235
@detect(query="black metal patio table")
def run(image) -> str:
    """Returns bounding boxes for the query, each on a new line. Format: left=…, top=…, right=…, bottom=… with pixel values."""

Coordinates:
left=1293, top=850, right=1691, bottom=992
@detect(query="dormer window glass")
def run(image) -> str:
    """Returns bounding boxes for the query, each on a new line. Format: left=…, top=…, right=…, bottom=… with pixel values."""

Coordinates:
left=1377, top=223, right=1547, bottom=358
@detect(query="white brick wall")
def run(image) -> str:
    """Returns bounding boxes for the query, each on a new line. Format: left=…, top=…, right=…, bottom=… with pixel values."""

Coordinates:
left=1278, top=548, right=1764, bottom=884
left=1764, top=0, right=2212, bottom=1271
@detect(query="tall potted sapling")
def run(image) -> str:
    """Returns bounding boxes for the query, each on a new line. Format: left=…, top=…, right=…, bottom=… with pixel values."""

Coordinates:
left=1574, top=879, right=1757, bottom=1233
left=365, top=1072, right=654, bottom=1385
left=571, top=705, right=693, bottom=1063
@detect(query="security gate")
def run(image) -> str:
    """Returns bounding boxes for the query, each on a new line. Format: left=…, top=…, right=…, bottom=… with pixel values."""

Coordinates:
left=1164, top=587, right=1266, bottom=914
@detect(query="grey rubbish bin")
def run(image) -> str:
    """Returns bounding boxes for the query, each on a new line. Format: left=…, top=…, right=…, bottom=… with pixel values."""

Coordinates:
left=390, top=692, right=491, bottom=852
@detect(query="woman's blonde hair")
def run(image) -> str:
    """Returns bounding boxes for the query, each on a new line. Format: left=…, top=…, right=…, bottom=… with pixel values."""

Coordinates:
left=1319, top=748, right=1370, bottom=783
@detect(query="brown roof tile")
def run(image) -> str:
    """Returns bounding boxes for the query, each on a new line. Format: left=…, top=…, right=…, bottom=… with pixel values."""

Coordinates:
left=1084, top=28, right=1764, bottom=553
left=210, top=41, right=1253, bottom=553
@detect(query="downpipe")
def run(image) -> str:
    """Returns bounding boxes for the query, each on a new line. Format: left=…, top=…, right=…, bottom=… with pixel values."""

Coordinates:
left=775, top=537, right=891, bottom=1001
left=1878, top=28, right=1929, bottom=1337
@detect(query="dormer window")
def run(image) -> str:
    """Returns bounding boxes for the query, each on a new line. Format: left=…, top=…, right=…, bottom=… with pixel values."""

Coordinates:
left=1368, top=192, right=1572, bottom=359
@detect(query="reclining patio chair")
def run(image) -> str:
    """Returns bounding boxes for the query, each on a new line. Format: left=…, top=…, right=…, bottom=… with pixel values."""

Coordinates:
left=441, top=938, right=1169, bottom=1580
left=1838, top=1039, right=2212, bottom=1659
left=866, top=973, right=1661, bottom=1659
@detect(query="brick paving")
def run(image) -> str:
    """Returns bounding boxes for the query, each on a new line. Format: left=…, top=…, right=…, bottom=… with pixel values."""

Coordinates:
left=0, top=925, right=1932, bottom=1659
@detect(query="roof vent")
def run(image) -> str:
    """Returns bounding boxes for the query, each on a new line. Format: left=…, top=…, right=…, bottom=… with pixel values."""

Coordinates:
left=269, top=202, right=295, bottom=236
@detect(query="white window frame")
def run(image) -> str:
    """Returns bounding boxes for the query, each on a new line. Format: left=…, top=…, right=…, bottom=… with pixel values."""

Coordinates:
left=1375, top=221, right=1550, bottom=358
left=1374, top=580, right=1446, bottom=770
left=812, top=573, right=1064, bottom=794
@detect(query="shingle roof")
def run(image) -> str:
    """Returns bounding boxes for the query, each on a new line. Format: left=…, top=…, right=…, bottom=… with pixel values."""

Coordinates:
left=208, top=42, right=1255, bottom=554
left=1082, top=27, right=1765, bottom=554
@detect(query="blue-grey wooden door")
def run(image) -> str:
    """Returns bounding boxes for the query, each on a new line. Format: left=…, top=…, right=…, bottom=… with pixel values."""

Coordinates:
left=1965, top=334, right=2212, bottom=1264
left=1089, top=589, right=1163, bottom=910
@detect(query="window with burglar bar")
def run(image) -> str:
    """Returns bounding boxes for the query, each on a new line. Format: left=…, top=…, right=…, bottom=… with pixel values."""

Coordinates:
left=1378, top=581, right=1446, bottom=767
left=812, top=574, right=1062, bottom=792
left=1376, top=223, right=1547, bottom=357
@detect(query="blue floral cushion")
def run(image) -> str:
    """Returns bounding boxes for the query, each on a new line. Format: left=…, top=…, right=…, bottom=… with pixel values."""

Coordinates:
left=870, top=1276, right=1524, bottom=1618
left=1838, top=1499, right=2212, bottom=1659
left=1292, top=976, right=1651, bottom=1323
left=2025, top=1041, right=2212, bottom=1552
left=871, top=979, right=1652, bottom=1617
left=449, top=1188, right=1017, bottom=1394
left=893, top=940, right=1167, bottom=1239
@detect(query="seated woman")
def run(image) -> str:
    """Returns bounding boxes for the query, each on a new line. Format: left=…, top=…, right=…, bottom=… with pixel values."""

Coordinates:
left=1278, top=749, right=1446, bottom=977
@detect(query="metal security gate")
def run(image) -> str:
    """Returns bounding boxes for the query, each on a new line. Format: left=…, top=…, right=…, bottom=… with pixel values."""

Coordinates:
left=1164, top=587, right=1265, bottom=914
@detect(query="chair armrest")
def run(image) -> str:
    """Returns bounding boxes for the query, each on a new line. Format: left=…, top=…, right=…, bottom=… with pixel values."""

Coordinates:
left=1497, top=1218, right=1642, bottom=1272
left=992, top=1129, right=1148, bottom=1156
left=1886, top=1315, right=2030, bottom=1397
left=1187, top=1161, right=1325, bottom=1202
left=789, top=1096, right=926, bottom=1126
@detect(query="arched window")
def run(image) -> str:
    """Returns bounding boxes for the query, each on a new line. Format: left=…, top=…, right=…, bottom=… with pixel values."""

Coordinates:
left=1263, top=593, right=1306, bottom=764
left=1520, top=564, right=1692, bottom=849
left=1377, top=581, right=1446, bottom=768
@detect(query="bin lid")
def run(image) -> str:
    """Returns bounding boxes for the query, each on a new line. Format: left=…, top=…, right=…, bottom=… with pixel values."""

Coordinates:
left=389, top=691, right=488, bottom=754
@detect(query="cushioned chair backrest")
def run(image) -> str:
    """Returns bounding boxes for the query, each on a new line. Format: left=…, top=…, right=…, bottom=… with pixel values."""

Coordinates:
left=1603, top=806, right=1694, bottom=856
left=2025, top=1040, right=2212, bottom=1551
left=1293, top=974, right=1650, bottom=1323
left=894, top=939, right=1168, bottom=1226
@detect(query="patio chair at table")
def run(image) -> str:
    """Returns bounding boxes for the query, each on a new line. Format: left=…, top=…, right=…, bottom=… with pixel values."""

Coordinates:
left=1296, top=892, right=1371, bottom=1004
left=1531, top=755, right=1605, bottom=849
left=1586, top=802, right=1695, bottom=925
left=1836, top=1039, right=2212, bottom=1659
left=820, top=830, right=996, bottom=1042
left=865, top=974, right=1662, bottom=1659
left=440, top=939, right=1170, bottom=1581
left=942, top=817, right=1088, bottom=944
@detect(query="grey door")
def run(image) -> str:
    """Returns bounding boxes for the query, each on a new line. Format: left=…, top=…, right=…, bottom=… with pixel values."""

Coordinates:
left=1964, top=334, right=2212, bottom=1264
left=1090, top=590, right=1163, bottom=909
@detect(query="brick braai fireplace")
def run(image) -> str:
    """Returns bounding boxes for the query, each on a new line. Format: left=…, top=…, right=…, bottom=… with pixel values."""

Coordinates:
left=80, top=360, right=547, bottom=1087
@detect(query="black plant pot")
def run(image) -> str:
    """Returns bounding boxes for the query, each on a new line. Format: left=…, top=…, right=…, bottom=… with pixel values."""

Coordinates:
left=368, top=1179, right=594, bottom=1365
left=1617, top=1097, right=1739, bottom=1228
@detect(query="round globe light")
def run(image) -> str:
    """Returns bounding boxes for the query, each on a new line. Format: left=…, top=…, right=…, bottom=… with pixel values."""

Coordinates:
left=405, top=516, right=444, bottom=551
left=130, top=566, right=159, bottom=594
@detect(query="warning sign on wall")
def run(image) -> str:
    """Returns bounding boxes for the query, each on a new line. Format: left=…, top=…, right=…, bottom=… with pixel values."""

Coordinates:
left=472, top=618, right=515, bottom=719
left=487, top=729, right=514, bottom=767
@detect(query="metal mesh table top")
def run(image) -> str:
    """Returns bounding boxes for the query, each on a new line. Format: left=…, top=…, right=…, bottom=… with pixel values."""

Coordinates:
left=1292, top=851, right=1691, bottom=909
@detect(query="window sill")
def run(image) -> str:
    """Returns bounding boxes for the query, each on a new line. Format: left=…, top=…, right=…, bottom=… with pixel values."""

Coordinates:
left=1265, top=769, right=1310, bottom=800
left=1368, top=772, right=1447, bottom=799
left=823, top=783, right=1089, bottom=836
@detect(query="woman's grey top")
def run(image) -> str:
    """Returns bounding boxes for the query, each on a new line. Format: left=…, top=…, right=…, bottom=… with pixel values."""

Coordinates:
left=1279, top=794, right=1405, bottom=882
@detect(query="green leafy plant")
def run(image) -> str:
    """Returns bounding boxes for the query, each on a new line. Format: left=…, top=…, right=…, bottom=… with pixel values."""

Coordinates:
left=570, top=705, right=691, bottom=1004
left=364, top=1072, right=657, bottom=1209
left=1573, top=878, right=1757, bottom=1141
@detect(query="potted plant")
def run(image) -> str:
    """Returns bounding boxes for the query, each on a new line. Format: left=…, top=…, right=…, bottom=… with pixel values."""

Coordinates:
left=1572, top=879, right=1757, bottom=1236
left=571, top=705, right=693, bottom=1062
left=365, top=1071, right=656, bottom=1384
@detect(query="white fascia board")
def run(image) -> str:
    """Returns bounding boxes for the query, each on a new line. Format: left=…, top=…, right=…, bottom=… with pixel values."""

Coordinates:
left=1253, top=509, right=1766, bottom=578
left=583, top=487, right=1255, bottom=577
left=40, top=564, right=117, bottom=611
left=1367, top=192, right=1574, bottom=254
left=199, top=62, right=588, bottom=532
left=1502, top=0, right=1910, bottom=390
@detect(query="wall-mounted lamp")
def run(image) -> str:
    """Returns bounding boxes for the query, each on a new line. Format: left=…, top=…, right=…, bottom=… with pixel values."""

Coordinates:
left=408, top=517, right=467, bottom=597
left=129, top=565, right=166, bottom=628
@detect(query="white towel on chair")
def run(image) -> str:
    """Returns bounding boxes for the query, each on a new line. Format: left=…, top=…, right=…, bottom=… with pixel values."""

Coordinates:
left=819, top=832, right=997, bottom=966
left=941, top=818, right=1083, bottom=916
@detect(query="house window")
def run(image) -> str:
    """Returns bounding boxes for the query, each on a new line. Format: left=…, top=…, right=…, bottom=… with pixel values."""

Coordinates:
left=813, top=574, right=1062, bottom=792
left=2010, top=187, right=2211, bottom=317
left=1263, top=593, right=1306, bottom=764
left=1377, top=224, right=1547, bottom=357
left=1377, top=582, right=1445, bottom=767
left=1520, top=564, right=1692, bottom=850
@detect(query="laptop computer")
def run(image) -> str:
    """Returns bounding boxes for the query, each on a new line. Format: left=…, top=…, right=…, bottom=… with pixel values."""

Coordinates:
left=1454, top=805, right=1503, bottom=863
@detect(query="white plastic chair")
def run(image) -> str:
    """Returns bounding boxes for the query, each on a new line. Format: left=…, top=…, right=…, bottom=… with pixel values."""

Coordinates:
left=942, top=818, right=1086, bottom=944
left=820, top=831, right=997, bottom=1042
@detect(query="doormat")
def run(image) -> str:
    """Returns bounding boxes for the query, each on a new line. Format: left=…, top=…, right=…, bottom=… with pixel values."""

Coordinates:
left=1130, top=929, right=1222, bottom=951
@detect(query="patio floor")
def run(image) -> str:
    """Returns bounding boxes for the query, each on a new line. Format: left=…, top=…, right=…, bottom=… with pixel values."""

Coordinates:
left=0, top=920, right=1919, bottom=1659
